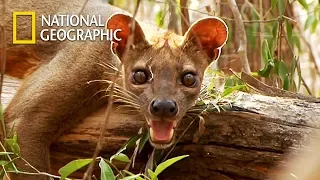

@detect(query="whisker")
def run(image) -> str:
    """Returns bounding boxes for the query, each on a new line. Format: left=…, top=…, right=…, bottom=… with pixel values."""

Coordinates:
left=113, top=96, right=140, bottom=107
left=116, top=104, right=140, bottom=109
left=113, top=88, right=138, bottom=100
left=87, top=80, right=137, bottom=101
left=116, top=105, right=140, bottom=112
left=100, top=94, right=140, bottom=107
left=96, top=62, right=120, bottom=72
left=113, top=85, right=139, bottom=99
left=87, top=79, right=110, bottom=84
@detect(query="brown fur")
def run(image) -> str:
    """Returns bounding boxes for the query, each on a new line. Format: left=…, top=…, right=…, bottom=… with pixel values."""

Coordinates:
left=3, top=1, right=228, bottom=179
left=2, top=46, right=41, bottom=78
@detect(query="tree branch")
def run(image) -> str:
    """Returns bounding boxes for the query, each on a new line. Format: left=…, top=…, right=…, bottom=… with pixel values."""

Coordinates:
left=227, top=0, right=251, bottom=74
left=179, top=0, right=189, bottom=35
left=168, top=0, right=179, bottom=34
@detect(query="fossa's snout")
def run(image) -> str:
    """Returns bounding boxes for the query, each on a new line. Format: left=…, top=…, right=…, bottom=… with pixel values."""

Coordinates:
left=150, top=99, right=178, bottom=118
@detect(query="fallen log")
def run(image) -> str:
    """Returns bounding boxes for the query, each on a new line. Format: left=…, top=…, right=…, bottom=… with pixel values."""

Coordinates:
left=2, top=76, right=320, bottom=180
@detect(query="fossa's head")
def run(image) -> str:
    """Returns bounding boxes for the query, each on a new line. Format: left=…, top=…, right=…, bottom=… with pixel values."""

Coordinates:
left=107, top=13, right=228, bottom=149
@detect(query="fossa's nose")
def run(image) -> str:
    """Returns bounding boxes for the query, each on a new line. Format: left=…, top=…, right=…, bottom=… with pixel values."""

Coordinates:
left=150, top=99, right=178, bottom=118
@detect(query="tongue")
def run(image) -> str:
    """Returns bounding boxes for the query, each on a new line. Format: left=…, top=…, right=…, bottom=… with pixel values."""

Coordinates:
left=150, top=121, right=175, bottom=142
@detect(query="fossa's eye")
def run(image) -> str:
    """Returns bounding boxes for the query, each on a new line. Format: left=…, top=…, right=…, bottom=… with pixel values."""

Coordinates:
left=182, top=73, right=196, bottom=87
left=133, top=70, right=148, bottom=84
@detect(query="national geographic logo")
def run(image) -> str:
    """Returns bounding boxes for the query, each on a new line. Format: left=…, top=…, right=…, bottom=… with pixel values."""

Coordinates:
left=12, top=12, right=121, bottom=44
left=13, top=12, right=36, bottom=44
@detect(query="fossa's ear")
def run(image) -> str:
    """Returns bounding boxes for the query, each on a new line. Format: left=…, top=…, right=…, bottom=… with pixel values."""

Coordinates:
left=106, top=13, right=149, bottom=60
left=183, top=17, right=228, bottom=62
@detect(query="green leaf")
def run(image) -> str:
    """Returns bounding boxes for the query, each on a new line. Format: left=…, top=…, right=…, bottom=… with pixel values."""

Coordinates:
left=286, top=20, right=293, bottom=46
left=99, top=158, right=115, bottom=180
left=13, top=133, right=18, bottom=142
left=271, top=0, right=278, bottom=10
left=304, top=15, right=315, bottom=30
left=290, top=57, right=297, bottom=78
left=278, top=0, right=285, bottom=15
left=258, top=59, right=274, bottom=78
left=261, top=40, right=269, bottom=64
left=155, top=10, right=164, bottom=28
left=5, top=136, right=20, bottom=156
left=283, top=76, right=290, bottom=90
left=122, top=170, right=144, bottom=180
left=58, top=159, right=92, bottom=180
left=120, top=174, right=144, bottom=180
left=247, top=25, right=256, bottom=48
left=110, top=153, right=130, bottom=163
left=119, top=134, right=142, bottom=152
left=311, top=19, right=318, bottom=33
left=224, top=78, right=234, bottom=88
left=296, top=59, right=302, bottom=89
left=148, top=169, right=158, bottom=180
left=274, top=59, right=280, bottom=75
left=0, top=161, right=8, bottom=165
left=154, top=155, right=189, bottom=176
left=138, top=132, right=149, bottom=153
left=272, top=22, right=278, bottom=44
left=297, top=0, right=308, bottom=9
left=292, top=32, right=302, bottom=52
left=222, top=85, right=247, bottom=97
left=278, top=61, right=288, bottom=82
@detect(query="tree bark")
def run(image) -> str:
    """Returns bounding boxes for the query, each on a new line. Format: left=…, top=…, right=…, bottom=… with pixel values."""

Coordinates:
left=2, top=76, right=320, bottom=180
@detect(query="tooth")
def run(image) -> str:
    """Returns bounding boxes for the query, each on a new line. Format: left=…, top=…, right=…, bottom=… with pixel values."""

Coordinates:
left=169, top=129, right=174, bottom=140
left=149, top=128, right=155, bottom=141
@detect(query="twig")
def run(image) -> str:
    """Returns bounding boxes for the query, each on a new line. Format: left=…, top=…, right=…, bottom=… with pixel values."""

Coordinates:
left=0, top=0, right=7, bottom=143
left=177, top=1, right=191, bottom=35
left=227, top=0, right=251, bottom=74
left=275, top=17, right=283, bottom=87
left=154, top=0, right=320, bottom=23
left=82, top=1, right=142, bottom=179
left=168, top=0, right=179, bottom=34
left=244, top=0, right=259, bottom=18
left=282, top=15, right=297, bottom=24
left=237, top=71, right=319, bottom=103
left=6, top=170, right=70, bottom=180
left=3, top=156, right=66, bottom=179
left=179, top=0, right=189, bottom=35
left=281, top=24, right=314, bottom=96
left=301, top=76, right=313, bottom=96
left=258, top=0, right=264, bottom=84
left=20, top=156, right=41, bottom=173
left=295, top=24, right=320, bottom=76
left=258, top=0, right=264, bottom=48
left=0, top=0, right=6, bottom=97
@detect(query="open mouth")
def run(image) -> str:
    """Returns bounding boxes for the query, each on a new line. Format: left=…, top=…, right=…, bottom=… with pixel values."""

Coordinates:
left=148, top=120, right=177, bottom=145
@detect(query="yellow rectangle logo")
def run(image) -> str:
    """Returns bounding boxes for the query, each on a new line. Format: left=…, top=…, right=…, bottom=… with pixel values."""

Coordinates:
left=13, top=12, right=36, bottom=44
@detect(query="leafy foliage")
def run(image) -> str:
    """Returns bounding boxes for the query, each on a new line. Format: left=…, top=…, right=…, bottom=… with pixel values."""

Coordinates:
left=59, top=159, right=92, bottom=180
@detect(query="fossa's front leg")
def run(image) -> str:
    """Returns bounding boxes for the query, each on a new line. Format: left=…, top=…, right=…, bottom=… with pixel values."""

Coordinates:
left=5, top=41, right=114, bottom=179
